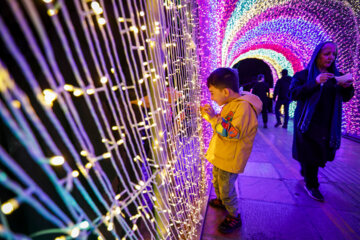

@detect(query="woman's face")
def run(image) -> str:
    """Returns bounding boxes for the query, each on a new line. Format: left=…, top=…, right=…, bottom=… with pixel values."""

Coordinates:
left=316, top=43, right=337, bottom=70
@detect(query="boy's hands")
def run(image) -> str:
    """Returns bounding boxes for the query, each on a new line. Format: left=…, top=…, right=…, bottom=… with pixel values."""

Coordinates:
left=200, top=104, right=216, bottom=119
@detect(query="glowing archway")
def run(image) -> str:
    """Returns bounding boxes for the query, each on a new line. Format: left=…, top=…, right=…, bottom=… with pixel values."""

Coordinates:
left=198, top=0, right=360, bottom=137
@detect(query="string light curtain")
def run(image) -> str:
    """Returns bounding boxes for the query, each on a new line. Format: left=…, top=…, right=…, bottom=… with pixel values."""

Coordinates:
left=198, top=0, right=359, bottom=138
left=0, top=0, right=207, bottom=239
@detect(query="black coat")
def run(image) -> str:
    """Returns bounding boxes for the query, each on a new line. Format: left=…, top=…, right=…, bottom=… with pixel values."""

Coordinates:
left=274, top=76, right=291, bottom=101
left=251, top=81, right=269, bottom=108
left=290, top=70, right=354, bottom=166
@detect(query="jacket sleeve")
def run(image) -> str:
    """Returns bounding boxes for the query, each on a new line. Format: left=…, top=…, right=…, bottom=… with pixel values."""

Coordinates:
left=289, top=70, right=319, bottom=101
left=339, top=84, right=355, bottom=102
left=207, top=114, right=220, bottom=131
left=214, top=101, right=257, bottom=142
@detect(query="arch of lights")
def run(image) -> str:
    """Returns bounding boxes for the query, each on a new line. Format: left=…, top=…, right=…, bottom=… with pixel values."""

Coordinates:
left=198, top=0, right=360, bottom=138
left=230, top=49, right=296, bottom=80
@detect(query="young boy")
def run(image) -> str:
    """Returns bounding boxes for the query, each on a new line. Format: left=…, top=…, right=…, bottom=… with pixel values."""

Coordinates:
left=201, top=68, right=262, bottom=233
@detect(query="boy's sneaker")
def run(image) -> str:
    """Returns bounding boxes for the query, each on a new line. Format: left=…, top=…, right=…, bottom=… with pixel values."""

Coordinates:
left=304, top=186, right=324, bottom=202
left=218, top=214, right=242, bottom=234
left=208, top=198, right=226, bottom=209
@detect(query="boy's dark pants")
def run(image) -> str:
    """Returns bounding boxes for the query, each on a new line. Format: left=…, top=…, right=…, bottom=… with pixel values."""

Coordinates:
left=212, top=166, right=239, bottom=216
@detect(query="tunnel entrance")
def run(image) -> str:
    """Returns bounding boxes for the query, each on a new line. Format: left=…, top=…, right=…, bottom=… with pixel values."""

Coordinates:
left=233, top=58, right=274, bottom=91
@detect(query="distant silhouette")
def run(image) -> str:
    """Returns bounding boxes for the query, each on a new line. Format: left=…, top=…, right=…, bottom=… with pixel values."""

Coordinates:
left=274, top=69, right=292, bottom=128
left=251, top=74, right=269, bottom=128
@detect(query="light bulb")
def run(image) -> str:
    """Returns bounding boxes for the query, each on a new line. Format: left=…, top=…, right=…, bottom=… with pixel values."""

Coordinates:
left=70, top=227, right=80, bottom=238
left=64, top=84, right=74, bottom=91
left=80, top=150, right=88, bottom=156
left=43, top=89, right=57, bottom=106
left=86, top=89, right=95, bottom=95
left=91, top=1, right=103, bottom=14
left=54, top=236, right=66, bottom=240
left=49, top=156, right=65, bottom=166
left=11, top=100, right=21, bottom=108
left=107, top=222, right=114, bottom=231
left=130, top=26, right=139, bottom=33
left=73, top=89, right=83, bottom=97
left=47, top=9, right=57, bottom=16
left=100, top=76, right=108, bottom=84
left=79, top=221, right=89, bottom=229
left=97, top=18, right=106, bottom=25
left=132, top=224, right=138, bottom=231
left=72, top=171, right=79, bottom=178
left=85, top=163, right=92, bottom=169
left=1, top=199, right=19, bottom=215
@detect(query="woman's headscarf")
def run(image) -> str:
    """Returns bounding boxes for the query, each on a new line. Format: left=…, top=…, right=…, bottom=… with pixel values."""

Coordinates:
left=306, top=41, right=340, bottom=84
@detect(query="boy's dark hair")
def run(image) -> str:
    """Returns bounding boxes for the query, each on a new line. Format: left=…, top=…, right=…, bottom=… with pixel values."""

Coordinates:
left=207, top=68, right=239, bottom=93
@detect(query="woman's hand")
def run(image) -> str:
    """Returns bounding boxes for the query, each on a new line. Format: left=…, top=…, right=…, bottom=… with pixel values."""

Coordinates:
left=335, top=73, right=354, bottom=88
left=316, top=73, right=334, bottom=84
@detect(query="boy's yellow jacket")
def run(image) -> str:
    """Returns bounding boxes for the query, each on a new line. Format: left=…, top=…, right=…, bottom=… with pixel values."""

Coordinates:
left=205, top=92, right=263, bottom=173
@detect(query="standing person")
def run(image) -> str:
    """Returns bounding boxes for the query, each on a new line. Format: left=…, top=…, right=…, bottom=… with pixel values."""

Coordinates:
left=201, top=68, right=262, bottom=233
left=251, top=74, right=269, bottom=128
left=290, top=42, right=354, bottom=201
left=274, top=69, right=292, bottom=128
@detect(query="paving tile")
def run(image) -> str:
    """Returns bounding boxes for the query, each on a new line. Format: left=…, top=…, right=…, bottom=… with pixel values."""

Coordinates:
left=305, top=207, right=360, bottom=240
left=242, top=162, right=280, bottom=179
left=240, top=200, right=320, bottom=240
left=238, top=176, right=296, bottom=204
left=272, top=162, right=302, bottom=180
left=335, top=210, right=360, bottom=237
left=284, top=180, right=334, bottom=208
left=284, top=180, right=357, bottom=211
left=318, top=183, right=359, bottom=212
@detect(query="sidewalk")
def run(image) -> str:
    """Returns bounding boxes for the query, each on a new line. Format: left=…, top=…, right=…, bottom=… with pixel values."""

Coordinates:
left=201, top=114, right=360, bottom=240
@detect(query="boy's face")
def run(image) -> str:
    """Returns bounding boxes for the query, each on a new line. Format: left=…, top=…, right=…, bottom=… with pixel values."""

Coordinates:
left=209, top=85, right=228, bottom=106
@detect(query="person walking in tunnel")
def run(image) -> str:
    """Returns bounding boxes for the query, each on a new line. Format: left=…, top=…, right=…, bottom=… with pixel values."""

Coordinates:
left=201, top=68, right=262, bottom=234
left=290, top=41, right=354, bottom=201
left=274, top=69, right=292, bottom=129
left=251, top=74, right=270, bottom=128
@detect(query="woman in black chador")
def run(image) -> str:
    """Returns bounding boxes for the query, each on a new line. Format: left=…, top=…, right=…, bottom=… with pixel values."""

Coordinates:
left=290, top=41, right=354, bottom=201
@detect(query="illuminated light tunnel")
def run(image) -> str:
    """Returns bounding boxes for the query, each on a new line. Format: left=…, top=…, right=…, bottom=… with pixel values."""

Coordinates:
left=0, top=0, right=359, bottom=239
left=198, top=0, right=360, bottom=138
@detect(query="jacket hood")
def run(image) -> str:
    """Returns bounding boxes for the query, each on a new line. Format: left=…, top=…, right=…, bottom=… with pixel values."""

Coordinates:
left=234, top=91, right=263, bottom=116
